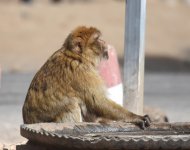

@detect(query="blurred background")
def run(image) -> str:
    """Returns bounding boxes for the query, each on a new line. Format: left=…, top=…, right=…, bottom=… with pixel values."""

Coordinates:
left=0, top=0, right=190, bottom=145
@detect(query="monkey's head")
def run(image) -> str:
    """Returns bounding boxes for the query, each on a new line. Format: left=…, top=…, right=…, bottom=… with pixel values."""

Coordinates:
left=63, top=26, right=108, bottom=65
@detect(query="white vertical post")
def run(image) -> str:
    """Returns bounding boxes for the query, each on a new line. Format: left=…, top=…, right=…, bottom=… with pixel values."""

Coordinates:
left=123, top=0, right=147, bottom=115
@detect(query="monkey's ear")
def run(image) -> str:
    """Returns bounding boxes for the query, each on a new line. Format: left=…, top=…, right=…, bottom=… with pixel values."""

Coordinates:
left=71, top=37, right=84, bottom=54
left=64, top=35, right=83, bottom=54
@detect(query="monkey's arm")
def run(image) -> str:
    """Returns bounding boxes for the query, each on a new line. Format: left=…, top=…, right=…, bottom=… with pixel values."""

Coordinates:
left=72, top=69, right=150, bottom=129
left=87, top=95, right=150, bottom=129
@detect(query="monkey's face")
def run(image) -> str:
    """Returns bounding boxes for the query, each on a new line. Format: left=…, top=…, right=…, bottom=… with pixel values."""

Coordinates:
left=88, top=33, right=109, bottom=60
left=64, top=26, right=108, bottom=64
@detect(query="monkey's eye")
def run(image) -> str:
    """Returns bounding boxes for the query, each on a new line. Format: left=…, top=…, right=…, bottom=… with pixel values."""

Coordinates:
left=93, top=33, right=100, bottom=41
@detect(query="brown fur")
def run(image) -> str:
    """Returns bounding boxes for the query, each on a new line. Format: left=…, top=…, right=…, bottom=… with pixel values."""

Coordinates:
left=22, top=26, right=150, bottom=129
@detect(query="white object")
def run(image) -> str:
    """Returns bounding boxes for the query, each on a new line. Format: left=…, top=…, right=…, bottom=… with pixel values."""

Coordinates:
left=107, top=83, right=123, bottom=106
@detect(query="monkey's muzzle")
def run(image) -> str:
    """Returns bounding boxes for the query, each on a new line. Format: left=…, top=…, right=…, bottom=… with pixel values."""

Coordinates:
left=98, top=38, right=109, bottom=60
left=103, top=50, right=109, bottom=59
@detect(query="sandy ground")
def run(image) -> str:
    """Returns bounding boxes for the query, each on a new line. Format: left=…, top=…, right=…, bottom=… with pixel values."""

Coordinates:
left=0, top=0, right=190, bottom=72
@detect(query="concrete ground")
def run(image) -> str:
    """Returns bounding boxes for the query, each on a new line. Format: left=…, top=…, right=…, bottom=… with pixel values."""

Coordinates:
left=0, top=72, right=190, bottom=144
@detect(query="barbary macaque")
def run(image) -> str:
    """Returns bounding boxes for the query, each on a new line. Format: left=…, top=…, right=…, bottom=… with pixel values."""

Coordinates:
left=22, top=26, right=151, bottom=129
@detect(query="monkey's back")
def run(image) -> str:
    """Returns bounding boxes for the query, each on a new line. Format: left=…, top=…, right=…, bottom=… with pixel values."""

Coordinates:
left=22, top=49, right=104, bottom=124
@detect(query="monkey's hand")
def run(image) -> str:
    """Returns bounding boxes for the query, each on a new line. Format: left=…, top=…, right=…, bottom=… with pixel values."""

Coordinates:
left=124, top=115, right=151, bottom=130
left=132, top=115, right=151, bottom=130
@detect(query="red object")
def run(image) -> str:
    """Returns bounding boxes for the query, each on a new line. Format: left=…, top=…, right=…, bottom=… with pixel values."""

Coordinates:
left=98, top=45, right=121, bottom=88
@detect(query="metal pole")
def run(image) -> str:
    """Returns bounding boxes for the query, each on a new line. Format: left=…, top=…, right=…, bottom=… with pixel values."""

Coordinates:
left=123, top=0, right=147, bottom=115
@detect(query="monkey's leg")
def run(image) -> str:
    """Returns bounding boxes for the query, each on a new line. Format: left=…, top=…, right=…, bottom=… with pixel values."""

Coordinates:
left=94, top=117, right=114, bottom=124
left=55, top=104, right=83, bottom=123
